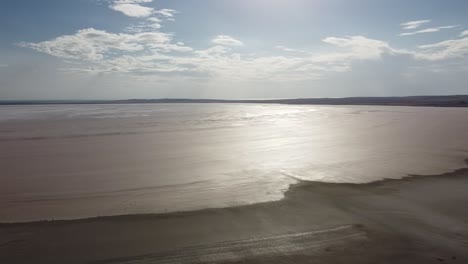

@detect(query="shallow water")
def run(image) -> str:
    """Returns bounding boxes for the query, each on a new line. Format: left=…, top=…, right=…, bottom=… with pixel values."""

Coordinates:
left=1, top=104, right=468, bottom=222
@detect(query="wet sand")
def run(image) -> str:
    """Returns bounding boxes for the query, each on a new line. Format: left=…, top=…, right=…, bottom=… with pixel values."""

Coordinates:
left=1, top=160, right=468, bottom=264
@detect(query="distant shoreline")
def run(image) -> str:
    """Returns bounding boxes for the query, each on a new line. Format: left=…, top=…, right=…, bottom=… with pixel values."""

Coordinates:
left=1, top=95, right=468, bottom=107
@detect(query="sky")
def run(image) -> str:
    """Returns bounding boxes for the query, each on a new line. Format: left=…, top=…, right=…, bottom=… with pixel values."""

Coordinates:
left=1, top=0, right=468, bottom=100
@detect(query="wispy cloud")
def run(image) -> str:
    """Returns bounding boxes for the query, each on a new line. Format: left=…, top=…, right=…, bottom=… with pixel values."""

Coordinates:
left=400, top=25, right=459, bottom=36
left=18, top=28, right=191, bottom=61
left=124, top=22, right=161, bottom=33
left=110, top=0, right=154, bottom=18
left=275, top=46, right=306, bottom=53
left=212, top=35, right=244, bottom=47
left=107, top=0, right=177, bottom=32
left=460, top=30, right=468, bottom=37
left=415, top=36, right=468, bottom=60
left=400, top=20, right=430, bottom=30
left=320, top=36, right=404, bottom=61
left=153, top=9, right=177, bottom=18
left=147, top=17, right=161, bottom=23
left=108, top=0, right=176, bottom=19
left=22, top=28, right=468, bottom=81
left=19, top=32, right=400, bottom=81
left=0, top=64, right=8, bottom=67
left=17, top=2, right=468, bottom=82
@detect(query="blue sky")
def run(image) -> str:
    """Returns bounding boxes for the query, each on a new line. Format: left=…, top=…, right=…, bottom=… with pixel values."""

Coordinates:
left=1, top=0, right=468, bottom=99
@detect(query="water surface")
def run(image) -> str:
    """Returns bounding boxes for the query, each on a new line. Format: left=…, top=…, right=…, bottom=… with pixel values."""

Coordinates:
left=1, top=104, right=468, bottom=222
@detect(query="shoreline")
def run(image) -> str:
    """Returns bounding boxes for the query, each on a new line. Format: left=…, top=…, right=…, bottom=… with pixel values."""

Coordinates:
left=1, top=95, right=468, bottom=108
left=2, top=160, right=468, bottom=263
left=1, top=158, right=468, bottom=226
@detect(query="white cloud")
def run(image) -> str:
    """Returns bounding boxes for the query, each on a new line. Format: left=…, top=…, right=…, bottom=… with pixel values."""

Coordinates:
left=108, top=0, right=177, bottom=33
left=108, top=1, right=177, bottom=20
left=147, top=17, right=162, bottom=23
left=400, top=25, right=459, bottom=36
left=148, top=23, right=161, bottom=29
left=195, top=45, right=230, bottom=57
left=212, top=35, right=244, bottom=46
left=400, top=20, right=431, bottom=30
left=415, top=37, right=468, bottom=60
left=18, top=1, right=467, bottom=84
left=18, top=28, right=190, bottom=61
left=460, top=30, right=468, bottom=37
left=113, top=0, right=152, bottom=3
left=320, top=36, right=401, bottom=60
left=275, top=46, right=306, bottom=53
left=27, top=25, right=468, bottom=82
left=125, top=22, right=161, bottom=32
left=110, top=3, right=154, bottom=17
left=153, top=9, right=177, bottom=17
left=20, top=31, right=406, bottom=82
left=124, top=15, right=171, bottom=33
left=184, top=36, right=393, bottom=81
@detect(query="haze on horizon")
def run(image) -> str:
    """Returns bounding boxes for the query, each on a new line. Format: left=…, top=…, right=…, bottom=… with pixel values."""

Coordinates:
left=1, top=0, right=468, bottom=100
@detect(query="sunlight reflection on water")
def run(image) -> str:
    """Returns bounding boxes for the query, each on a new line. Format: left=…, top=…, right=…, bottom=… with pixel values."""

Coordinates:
left=1, top=104, right=468, bottom=222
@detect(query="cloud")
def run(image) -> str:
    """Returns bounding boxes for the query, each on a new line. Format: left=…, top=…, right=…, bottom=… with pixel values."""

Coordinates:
left=414, top=37, right=468, bottom=61
left=460, top=30, right=468, bottom=37
left=275, top=46, right=306, bottom=53
left=400, top=20, right=431, bottom=30
left=27, top=31, right=467, bottom=82
left=108, top=0, right=177, bottom=20
left=400, top=25, right=459, bottom=36
left=147, top=17, right=162, bottom=23
left=110, top=2, right=154, bottom=17
left=20, top=30, right=406, bottom=82
left=112, top=0, right=152, bottom=3
left=212, top=35, right=244, bottom=46
left=123, top=14, right=177, bottom=33
left=153, top=9, right=177, bottom=17
left=0, top=64, right=8, bottom=67
left=18, top=28, right=190, bottom=61
left=320, top=36, right=402, bottom=60
left=18, top=1, right=467, bottom=84
left=186, top=36, right=398, bottom=81
left=124, top=22, right=162, bottom=33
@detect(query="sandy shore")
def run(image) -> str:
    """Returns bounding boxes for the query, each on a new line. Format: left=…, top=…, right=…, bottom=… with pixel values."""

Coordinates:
left=1, top=161, right=468, bottom=263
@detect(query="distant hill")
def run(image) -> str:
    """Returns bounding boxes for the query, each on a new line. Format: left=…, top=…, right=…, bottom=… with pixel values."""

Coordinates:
left=1, top=95, right=468, bottom=107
